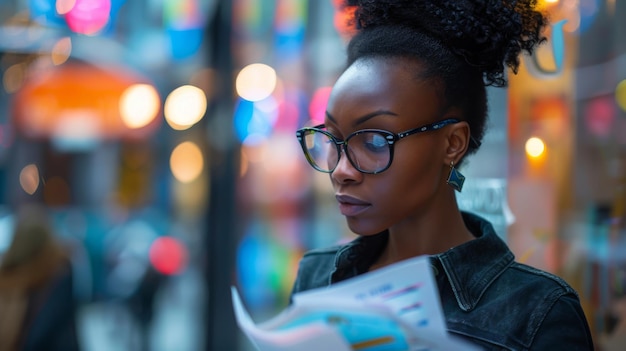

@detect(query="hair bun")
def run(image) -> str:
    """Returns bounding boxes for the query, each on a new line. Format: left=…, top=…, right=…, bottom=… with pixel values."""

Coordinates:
left=344, top=0, right=548, bottom=86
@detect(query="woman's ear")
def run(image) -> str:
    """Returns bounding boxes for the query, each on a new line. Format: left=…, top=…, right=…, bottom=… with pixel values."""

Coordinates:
left=444, top=121, right=470, bottom=165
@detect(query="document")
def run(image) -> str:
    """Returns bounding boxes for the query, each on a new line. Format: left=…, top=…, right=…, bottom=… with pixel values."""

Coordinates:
left=232, top=255, right=481, bottom=351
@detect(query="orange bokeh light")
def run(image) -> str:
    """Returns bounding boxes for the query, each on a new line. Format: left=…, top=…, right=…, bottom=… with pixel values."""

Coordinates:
left=332, top=0, right=357, bottom=39
left=12, top=62, right=161, bottom=140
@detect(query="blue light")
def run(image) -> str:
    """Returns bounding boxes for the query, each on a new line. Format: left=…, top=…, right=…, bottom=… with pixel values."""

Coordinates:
left=167, top=28, right=204, bottom=60
left=29, top=0, right=66, bottom=27
left=578, top=0, right=599, bottom=34
left=234, top=98, right=279, bottom=142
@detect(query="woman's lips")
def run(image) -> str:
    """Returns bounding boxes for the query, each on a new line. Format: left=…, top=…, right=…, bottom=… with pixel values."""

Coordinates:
left=335, top=194, right=371, bottom=217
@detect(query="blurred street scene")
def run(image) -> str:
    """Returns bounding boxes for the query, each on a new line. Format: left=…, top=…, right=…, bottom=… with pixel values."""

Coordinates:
left=0, top=0, right=625, bottom=350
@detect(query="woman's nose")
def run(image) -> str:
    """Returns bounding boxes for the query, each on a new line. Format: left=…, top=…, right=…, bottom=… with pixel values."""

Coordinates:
left=331, top=146, right=362, bottom=184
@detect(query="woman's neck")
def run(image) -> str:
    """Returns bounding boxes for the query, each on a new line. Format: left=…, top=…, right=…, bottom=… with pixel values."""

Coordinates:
left=369, top=199, right=474, bottom=271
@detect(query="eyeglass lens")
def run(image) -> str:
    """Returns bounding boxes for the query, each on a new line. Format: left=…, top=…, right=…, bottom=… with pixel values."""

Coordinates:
left=302, top=130, right=391, bottom=173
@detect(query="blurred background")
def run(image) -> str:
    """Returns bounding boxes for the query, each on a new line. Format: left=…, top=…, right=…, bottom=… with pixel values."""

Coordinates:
left=0, top=0, right=624, bottom=350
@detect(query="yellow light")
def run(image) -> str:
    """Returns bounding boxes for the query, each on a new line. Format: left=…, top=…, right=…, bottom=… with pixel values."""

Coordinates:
left=19, top=164, right=40, bottom=195
left=164, top=85, right=207, bottom=130
left=525, top=137, right=546, bottom=158
left=616, top=79, right=626, bottom=112
left=170, top=141, right=204, bottom=183
left=119, top=84, right=160, bottom=129
left=235, top=63, right=277, bottom=102
left=536, top=0, right=559, bottom=11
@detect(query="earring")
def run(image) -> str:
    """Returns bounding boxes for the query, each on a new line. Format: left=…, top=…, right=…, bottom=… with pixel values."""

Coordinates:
left=446, top=161, right=465, bottom=192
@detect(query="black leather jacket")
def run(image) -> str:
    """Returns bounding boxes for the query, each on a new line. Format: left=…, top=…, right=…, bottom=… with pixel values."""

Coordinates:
left=290, top=212, right=594, bottom=350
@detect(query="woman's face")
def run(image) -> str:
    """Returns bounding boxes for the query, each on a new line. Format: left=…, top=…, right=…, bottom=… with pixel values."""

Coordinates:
left=325, top=57, right=451, bottom=235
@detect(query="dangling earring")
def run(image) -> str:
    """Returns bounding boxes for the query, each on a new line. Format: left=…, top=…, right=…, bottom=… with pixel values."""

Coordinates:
left=446, top=161, right=465, bottom=192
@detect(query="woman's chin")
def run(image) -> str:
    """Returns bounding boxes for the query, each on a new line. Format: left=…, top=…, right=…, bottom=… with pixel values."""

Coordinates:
left=345, top=218, right=385, bottom=237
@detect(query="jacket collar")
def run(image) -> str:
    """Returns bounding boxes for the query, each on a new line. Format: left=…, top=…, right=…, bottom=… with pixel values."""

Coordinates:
left=331, top=212, right=515, bottom=311
left=434, top=212, right=514, bottom=311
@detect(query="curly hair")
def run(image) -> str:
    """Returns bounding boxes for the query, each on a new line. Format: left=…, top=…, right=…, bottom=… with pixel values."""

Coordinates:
left=341, top=0, right=548, bottom=158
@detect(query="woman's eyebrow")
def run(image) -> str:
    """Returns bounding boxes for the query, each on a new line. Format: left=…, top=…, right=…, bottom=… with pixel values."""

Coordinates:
left=325, top=110, right=398, bottom=127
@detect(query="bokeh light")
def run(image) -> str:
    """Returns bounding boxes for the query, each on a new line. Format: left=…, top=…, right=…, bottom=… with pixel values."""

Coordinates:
left=29, top=0, right=67, bottom=26
left=235, top=63, right=277, bottom=102
left=233, top=0, right=274, bottom=37
left=119, top=84, right=160, bottom=129
left=19, top=164, right=40, bottom=195
left=13, top=62, right=158, bottom=141
left=616, top=79, right=626, bottom=112
left=525, top=137, right=546, bottom=158
left=558, top=0, right=581, bottom=33
left=537, top=0, right=559, bottom=9
left=234, top=97, right=279, bottom=142
left=236, top=231, right=275, bottom=307
left=51, top=37, right=72, bottom=65
left=579, top=0, right=599, bottom=31
left=258, top=134, right=310, bottom=202
left=56, top=0, right=77, bottom=15
left=607, top=0, right=616, bottom=14
left=3, top=63, right=26, bottom=94
left=65, top=0, right=112, bottom=36
left=255, top=95, right=279, bottom=121
left=270, top=79, right=301, bottom=132
left=149, top=236, right=188, bottom=275
left=332, top=0, right=357, bottom=39
left=50, top=110, right=101, bottom=151
left=585, top=96, right=615, bottom=137
left=164, top=85, right=207, bottom=130
left=170, top=141, right=204, bottom=183
left=309, top=86, right=332, bottom=125
left=273, top=0, right=306, bottom=58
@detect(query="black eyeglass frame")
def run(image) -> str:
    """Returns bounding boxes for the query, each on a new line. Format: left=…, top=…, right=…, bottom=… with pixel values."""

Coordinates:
left=295, top=118, right=462, bottom=174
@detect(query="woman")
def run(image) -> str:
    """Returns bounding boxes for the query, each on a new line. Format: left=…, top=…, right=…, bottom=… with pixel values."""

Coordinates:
left=291, top=0, right=594, bottom=349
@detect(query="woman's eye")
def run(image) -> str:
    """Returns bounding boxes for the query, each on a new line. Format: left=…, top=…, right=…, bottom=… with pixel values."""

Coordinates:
left=364, top=133, right=388, bottom=152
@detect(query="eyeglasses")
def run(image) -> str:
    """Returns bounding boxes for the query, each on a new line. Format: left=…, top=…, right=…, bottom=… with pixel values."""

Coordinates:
left=295, top=118, right=461, bottom=174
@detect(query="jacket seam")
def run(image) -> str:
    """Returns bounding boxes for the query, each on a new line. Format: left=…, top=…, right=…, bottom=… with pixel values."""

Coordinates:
left=509, top=263, right=577, bottom=295
left=329, top=244, right=353, bottom=285
left=438, top=255, right=469, bottom=311
left=470, top=253, right=515, bottom=310
left=525, top=288, right=569, bottom=349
